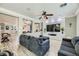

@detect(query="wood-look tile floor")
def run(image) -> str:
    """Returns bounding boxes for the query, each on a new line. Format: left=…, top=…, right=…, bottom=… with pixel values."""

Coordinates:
left=0, top=39, right=62, bottom=56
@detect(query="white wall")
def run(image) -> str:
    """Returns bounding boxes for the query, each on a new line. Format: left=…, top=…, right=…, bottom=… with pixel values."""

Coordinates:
left=65, top=16, right=76, bottom=38
left=43, top=18, right=65, bottom=40
left=76, top=14, right=79, bottom=36
left=0, top=7, right=43, bottom=46
left=0, top=7, right=24, bottom=45
left=26, top=20, right=42, bottom=37
left=75, top=8, right=79, bottom=36
left=43, top=16, right=77, bottom=39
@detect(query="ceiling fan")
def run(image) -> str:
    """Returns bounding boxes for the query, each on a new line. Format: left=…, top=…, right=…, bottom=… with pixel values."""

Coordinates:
left=39, top=11, right=53, bottom=20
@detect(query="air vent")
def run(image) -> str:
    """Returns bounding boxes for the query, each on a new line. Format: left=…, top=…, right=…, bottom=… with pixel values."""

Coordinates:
left=60, top=3, right=67, bottom=7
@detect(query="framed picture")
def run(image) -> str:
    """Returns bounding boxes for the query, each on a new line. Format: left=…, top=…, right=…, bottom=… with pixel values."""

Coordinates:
left=6, top=25, right=9, bottom=30
left=0, top=23, right=5, bottom=30
left=0, top=25, right=1, bottom=30
left=34, top=23, right=40, bottom=32
left=10, top=25, right=13, bottom=30
left=14, top=26, right=16, bottom=30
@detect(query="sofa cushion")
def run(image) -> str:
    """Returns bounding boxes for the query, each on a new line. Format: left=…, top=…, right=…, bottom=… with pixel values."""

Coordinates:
left=75, top=42, right=79, bottom=55
left=62, top=40, right=74, bottom=48
left=59, top=45, right=76, bottom=54
left=71, top=37, right=79, bottom=47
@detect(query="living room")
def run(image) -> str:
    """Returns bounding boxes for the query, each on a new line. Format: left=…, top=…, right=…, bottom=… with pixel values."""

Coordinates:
left=0, top=3, right=79, bottom=56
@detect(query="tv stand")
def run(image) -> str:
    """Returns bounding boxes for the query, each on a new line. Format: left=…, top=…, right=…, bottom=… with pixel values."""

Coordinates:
left=48, top=34, right=56, bottom=36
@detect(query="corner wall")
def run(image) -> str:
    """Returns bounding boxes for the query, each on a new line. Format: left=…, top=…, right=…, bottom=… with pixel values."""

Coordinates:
left=76, top=14, right=79, bottom=36
left=65, top=16, right=76, bottom=38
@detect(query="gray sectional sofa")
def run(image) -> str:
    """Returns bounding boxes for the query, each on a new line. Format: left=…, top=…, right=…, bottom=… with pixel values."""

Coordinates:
left=19, top=34, right=50, bottom=56
left=58, top=37, right=79, bottom=56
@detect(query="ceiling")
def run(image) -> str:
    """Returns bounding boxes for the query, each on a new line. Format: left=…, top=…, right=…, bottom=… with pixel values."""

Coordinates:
left=0, top=3, right=79, bottom=19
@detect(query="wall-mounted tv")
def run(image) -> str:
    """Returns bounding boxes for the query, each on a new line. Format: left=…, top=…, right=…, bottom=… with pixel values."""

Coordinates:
left=47, top=24, right=60, bottom=32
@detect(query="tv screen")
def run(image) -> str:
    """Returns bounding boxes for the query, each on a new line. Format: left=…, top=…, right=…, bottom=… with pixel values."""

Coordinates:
left=47, top=24, right=60, bottom=32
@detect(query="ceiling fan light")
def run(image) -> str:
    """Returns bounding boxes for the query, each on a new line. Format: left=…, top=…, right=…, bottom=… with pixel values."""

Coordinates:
left=46, top=20, right=48, bottom=23
left=46, top=16, right=48, bottom=19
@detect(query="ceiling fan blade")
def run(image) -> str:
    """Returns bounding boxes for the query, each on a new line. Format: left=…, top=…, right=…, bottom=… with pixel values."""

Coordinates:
left=39, top=11, right=53, bottom=20
left=42, top=11, right=46, bottom=15
left=46, top=14, right=53, bottom=16
left=39, top=16, right=42, bottom=19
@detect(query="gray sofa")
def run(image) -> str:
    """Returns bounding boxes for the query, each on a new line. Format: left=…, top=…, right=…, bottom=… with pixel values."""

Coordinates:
left=58, top=37, right=79, bottom=56
left=19, top=34, right=50, bottom=56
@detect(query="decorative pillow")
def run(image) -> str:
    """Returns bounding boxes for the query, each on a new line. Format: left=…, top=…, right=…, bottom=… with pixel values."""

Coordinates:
left=75, top=42, right=79, bottom=55
left=71, top=37, right=79, bottom=47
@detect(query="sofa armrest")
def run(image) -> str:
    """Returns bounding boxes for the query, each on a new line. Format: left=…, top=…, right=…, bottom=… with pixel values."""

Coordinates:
left=58, top=50, right=76, bottom=56
left=39, top=40, right=49, bottom=46
left=63, top=38, right=71, bottom=42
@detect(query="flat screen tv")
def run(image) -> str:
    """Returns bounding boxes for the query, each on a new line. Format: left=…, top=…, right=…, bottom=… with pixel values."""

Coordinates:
left=47, top=24, right=60, bottom=32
